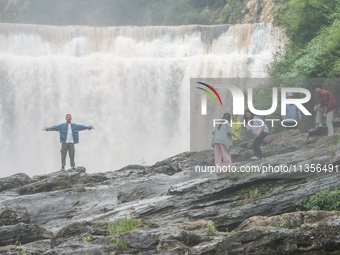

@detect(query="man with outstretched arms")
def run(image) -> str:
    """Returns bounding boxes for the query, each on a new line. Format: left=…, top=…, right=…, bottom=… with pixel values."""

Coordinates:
left=42, top=114, right=94, bottom=170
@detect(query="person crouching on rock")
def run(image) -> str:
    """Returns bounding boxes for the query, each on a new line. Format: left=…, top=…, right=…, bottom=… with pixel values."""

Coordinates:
left=311, top=84, right=338, bottom=136
left=212, top=113, right=242, bottom=174
left=244, top=109, right=269, bottom=160
left=42, top=114, right=94, bottom=171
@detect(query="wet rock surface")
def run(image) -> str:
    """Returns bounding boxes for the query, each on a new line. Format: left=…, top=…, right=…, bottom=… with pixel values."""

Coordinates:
left=216, top=211, right=340, bottom=255
left=0, top=128, right=340, bottom=254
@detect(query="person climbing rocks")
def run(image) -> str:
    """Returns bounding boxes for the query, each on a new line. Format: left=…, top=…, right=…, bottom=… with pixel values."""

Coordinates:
left=42, top=114, right=94, bottom=171
left=310, top=84, right=337, bottom=136
left=244, top=109, right=269, bottom=160
left=212, top=113, right=242, bottom=173
left=282, top=92, right=302, bottom=129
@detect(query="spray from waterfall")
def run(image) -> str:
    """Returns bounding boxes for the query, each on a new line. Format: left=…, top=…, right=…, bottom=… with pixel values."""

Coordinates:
left=0, top=23, right=285, bottom=177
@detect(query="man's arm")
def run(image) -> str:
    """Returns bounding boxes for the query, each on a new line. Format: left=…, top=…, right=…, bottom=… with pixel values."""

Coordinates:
left=75, top=124, right=95, bottom=131
left=42, top=124, right=61, bottom=131
left=314, top=104, right=321, bottom=112
left=323, top=106, right=327, bottom=117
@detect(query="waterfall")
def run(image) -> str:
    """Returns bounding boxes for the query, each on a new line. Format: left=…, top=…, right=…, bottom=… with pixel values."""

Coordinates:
left=0, top=23, right=285, bottom=177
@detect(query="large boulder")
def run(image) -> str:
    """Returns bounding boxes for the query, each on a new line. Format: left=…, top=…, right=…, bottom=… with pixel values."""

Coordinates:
left=0, top=173, right=31, bottom=192
left=216, top=211, right=340, bottom=255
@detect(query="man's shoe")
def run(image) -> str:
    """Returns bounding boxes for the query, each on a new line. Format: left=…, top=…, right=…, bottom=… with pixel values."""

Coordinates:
left=310, top=125, right=320, bottom=132
left=60, top=166, right=65, bottom=171
left=71, top=166, right=76, bottom=171
left=319, top=122, right=326, bottom=128
left=308, top=126, right=319, bottom=135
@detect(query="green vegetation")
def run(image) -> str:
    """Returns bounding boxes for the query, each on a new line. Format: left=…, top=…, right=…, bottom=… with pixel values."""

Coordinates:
left=272, top=0, right=340, bottom=78
left=304, top=187, right=340, bottom=211
left=15, top=241, right=35, bottom=255
left=110, top=237, right=130, bottom=251
left=0, top=0, right=249, bottom=26
left=249, top=0, right=340, bottom=134
left=105, top=216, right=140, bottom=235
left=26, top=186, right=38, bottom=193
left=80, top=234, right=93, bottom=243
left=321, top=251, right=340, bottom=255
left=333, top=133, right=340, bottom=145
left=235, top=180, right=307, bottom=203
left=105, top=216, right=139, bottom=251
left=237, top=185, right=263, bottom=202
left=228, top=170, right=252, bottom=180
left=207, top=223, right=216, bottom=236
left=221, top=0, right=249, bottom=24
left=225, top=227, right=235, bottom=235
left=248, top=188, right=261, bottom=203
left=180, top=152, right=190, bottom=158
left=237, top=186, right=263, bottom=203
left=278, top=220, right=289, bottom=229
left=16, top=250, right=28, bottom=255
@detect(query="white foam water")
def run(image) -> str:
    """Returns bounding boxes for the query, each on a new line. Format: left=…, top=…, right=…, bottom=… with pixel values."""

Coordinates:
left=0, top=23, right=285, bottom=177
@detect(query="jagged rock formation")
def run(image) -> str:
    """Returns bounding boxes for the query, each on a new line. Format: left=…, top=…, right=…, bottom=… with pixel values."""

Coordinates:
left=243, top=0, right=275, bottom=23
left=0, top=123, right=340, bottom=254
left=216, top=211, right=340, bottom=254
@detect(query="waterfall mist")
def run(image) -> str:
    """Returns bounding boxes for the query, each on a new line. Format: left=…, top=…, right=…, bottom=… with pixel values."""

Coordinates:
left=0, top=23, right=285, bottom=177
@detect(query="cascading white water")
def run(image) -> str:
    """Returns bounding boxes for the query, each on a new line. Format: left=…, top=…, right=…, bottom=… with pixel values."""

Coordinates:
left=0, top=23, right=285, bottom=177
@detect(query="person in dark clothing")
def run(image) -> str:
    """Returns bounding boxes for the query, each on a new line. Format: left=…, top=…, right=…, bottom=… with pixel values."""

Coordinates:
left=244, top=109, right=269, bottom=160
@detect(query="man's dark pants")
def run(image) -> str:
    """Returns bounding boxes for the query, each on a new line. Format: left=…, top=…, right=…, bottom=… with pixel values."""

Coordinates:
left=61, top=143, right=75, bottom=167
left=253, top=132, right=268, bottom=158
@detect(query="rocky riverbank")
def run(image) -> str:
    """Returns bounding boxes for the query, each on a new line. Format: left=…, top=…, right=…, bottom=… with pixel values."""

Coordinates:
left=0, top=123, right=340, bottom=254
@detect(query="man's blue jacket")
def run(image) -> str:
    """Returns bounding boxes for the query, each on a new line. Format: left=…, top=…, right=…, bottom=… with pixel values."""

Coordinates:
left=46, top=123, right=92, bottom=144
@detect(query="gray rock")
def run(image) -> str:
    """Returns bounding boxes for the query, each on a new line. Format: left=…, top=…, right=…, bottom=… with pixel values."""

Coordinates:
left=215, top=211, right=340, bottom=255
left=0, top=205, right=30, bottom=225
left=0, top=128, right=339, bottom=254
left=0, top=222, right=52, bottom=246
left=0, top=173, right=31, bottom=192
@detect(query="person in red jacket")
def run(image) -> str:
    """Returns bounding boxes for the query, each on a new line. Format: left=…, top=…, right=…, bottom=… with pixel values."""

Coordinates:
left=313, top=85, right=338, bottom=136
